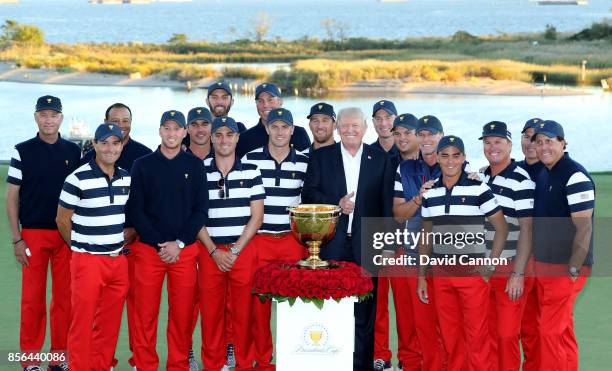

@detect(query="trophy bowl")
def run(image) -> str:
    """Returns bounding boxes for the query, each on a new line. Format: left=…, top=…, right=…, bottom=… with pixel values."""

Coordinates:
left=288, top=204, right=342, bottom=269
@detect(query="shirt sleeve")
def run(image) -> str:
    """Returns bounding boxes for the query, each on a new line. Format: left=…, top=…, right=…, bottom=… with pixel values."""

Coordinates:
left=565, top=171, right=595, bottom=213
left=394, top=165, right=404, bottom=199
left=478, top=184, right=500, bottom=217
left=420, top=193, right=431, bottom=219
left=58, top=173, right=81, bottom=210
left=249, top=167, right=266, bottom=201
left=7, top=147, right=22, bottom=186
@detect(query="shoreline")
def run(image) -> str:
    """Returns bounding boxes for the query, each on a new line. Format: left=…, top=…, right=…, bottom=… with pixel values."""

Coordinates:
left=0, top=63, right=593, bottom=97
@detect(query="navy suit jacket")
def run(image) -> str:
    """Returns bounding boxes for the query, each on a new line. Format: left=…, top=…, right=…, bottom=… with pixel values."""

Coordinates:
left=302, top=142, right=394, bottom=265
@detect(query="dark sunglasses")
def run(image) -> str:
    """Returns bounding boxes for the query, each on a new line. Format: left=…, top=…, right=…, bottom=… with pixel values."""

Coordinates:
left=217, top=177, right=225, bottom=199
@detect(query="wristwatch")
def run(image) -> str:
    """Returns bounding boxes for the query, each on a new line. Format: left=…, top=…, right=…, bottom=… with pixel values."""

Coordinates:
left=569, top=266, right=579, bottom=278
left=175, top=239, right=185, bottom=249
left=230, top=246, right=240, bottom=256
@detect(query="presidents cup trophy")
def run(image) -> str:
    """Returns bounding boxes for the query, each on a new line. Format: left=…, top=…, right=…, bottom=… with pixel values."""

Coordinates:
left=288, top=204, right=342, bottom=269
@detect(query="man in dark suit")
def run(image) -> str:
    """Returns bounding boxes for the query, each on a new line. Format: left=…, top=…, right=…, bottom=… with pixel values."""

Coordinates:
left=302, top=107, right=394, bottom=371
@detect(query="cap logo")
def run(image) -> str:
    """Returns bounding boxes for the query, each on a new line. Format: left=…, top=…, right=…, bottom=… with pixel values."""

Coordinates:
left=318, top=104, right=323, bottom=110
left=533, top=119, right=539, bottom=123
left=185, top=173, right=189, bottom=179
left=222, top=117, right=227, bottom=123
left=540, top=123, right=545, bottom=128
left=196, top=109, right=202, bottom=114
left=217, top=82, right=222, bottom=86
left=262, top=84, right=267, bottom=88
left=277, top=110, right=283, bottom=115
left=423, top=117, right=429, bottom=123
left=490, top=124, right=495, bottom=129
left=379, top=100, right=384, bottom=105
left=47, top=98, right=52, bottom=103
left=449, top=137, right=455, bottom=142
left=400, top=115, right=404, bottom=121
left=170, top=111, right=175, bottom=116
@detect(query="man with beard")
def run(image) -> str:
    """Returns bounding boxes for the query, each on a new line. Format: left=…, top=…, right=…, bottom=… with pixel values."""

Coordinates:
left=236, top=82, right=310, bottom=157
left=206, top=81, right=247, bottom=133
left=307, top=102, right=336, bottom=155
left=129, top=110, right=209, bottom=371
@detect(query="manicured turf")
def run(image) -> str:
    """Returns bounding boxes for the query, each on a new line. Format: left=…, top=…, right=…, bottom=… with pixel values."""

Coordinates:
left=0, top=166, right=609, bottom=370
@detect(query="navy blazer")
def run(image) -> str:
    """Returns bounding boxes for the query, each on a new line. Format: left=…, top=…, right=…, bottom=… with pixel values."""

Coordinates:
left=302, top=142, right=394, bottom=265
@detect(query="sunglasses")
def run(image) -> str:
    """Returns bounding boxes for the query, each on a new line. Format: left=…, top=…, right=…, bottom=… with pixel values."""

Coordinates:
left=217, top=177, right=226, bottom=199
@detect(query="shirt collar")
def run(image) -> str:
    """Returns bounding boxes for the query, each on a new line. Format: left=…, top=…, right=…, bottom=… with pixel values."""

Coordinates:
left=484, top=159, right=517, bottom=178
left=88, top=158, right=122, bottom=181
left=208, top=152, right=243, bottom=174
left=340, top=141, right=363, bottom=160
left=434, top=167, right=469, bottom=188
left=35, top=132, right=62, bottom=145
left=262, top=144, right=297, bottom=163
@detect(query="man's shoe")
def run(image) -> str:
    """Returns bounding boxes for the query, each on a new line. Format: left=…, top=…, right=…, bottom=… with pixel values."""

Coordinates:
left=225, top=343, right=236, bottom=368
left=373, top=359, right=393, bottom=371
left=47, top=363, right=68, bottom=371
left=24, top=367, right=42, bottom=371
left=188, top=348, right=200, bottom=371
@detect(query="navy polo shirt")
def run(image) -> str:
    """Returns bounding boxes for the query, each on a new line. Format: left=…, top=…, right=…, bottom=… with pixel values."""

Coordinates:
left=7, top=134, right=81, bottom=229
left=371, top=140, right=400, bottom=169
left=81, top=137, right=152, bottom=173
left=516, top=159, right=545, bottom=182
left=185, top=146, right=213, bottom=160
left=533, top=153, right=595, bottom=265
left=236, top=119, right=311, bottom=157
left=129, top=149, right=209, bottom=249
left=242, top=145, right=309, bottom=233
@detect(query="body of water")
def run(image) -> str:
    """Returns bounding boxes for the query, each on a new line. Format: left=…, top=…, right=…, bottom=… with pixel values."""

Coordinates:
left=0, top=0, right=610, bottom=43
left=0, top=81, right=609, bottom=171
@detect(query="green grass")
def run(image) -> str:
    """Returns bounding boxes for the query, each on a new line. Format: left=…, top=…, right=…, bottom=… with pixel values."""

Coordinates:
left=0, top=167, right=610, bottom=369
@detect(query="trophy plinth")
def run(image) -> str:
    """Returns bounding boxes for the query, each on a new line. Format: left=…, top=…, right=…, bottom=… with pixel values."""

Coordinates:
left=288, top=204, right=342, bottom=270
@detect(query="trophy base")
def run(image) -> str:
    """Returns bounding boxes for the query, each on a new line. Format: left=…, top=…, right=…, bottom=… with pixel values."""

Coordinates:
left=297, top=258, right=330, bottom=270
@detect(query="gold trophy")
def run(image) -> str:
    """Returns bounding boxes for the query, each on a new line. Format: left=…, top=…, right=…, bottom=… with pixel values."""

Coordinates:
left=288, top=204, right=342, bottom=269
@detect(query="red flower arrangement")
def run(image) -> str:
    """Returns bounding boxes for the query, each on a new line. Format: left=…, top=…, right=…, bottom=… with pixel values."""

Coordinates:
left=253, top=260, right=374, bottom=309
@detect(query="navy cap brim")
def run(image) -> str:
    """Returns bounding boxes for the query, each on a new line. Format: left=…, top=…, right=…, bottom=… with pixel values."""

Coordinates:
left=36, top=106, right=61, bottom=113
left=208, top=86, right=232, bottom=97
left=416, top=127, right=441, bottom=134
left=373, top=107, right=396, bottom=116
left=307, top=112, right=335, bottom=120
left=97, top=132, right=122, bottom=141
left=268, top=118, right=293, bottom=126
left=437, top=143, right=465, bottom=153
left=392, top=123, right=417, bottom=131
left=479, top=133, right=511, bottom=140
left=162, top=119, right=186, bottom=128
left=531, top=131, right=561, bottom=141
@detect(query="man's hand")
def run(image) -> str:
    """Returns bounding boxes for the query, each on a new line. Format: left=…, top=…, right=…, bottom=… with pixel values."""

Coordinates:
left=505, top=273, right=524, bottom=301
left=14, top=240, right=30, bottom=267
left=418, top=180, right=435, bottom=200
left=124, top=228, right=137, bottom=246
left=417, top=276, right=429, bottom=304
left=158, top=241, right=181, bottom=264
left=339, top=191, right=356, bottom=215
left=212, top=249, right=236, bottom=272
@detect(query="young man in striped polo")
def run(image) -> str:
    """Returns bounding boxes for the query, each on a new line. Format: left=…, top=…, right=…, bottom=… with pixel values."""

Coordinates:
left=242, top=108, right=309, bottom=370
left=199, top=116, right=265, bottom=371
left=531, top=120, right=595, bottom=371
left=479, top=121, right=535, bottom=371
left=56, top=123, right=130, bottom=370
left=129, top=110, right=209, bottom=371
left=390, top=114, right=446, bottom=371
left=7, top=95, right=81, bottom=371
left=417, top=135, right=508, bottom=371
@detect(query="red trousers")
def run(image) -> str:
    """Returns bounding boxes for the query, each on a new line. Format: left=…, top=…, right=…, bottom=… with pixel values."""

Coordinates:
left=433, top=275, right=492, bottom=371
left=488, top=268, right=534, bottom=371
left=20, top=229, right=71, bottom=367
left=200, top=242, right=257, bottom=371
left=521, top=278, right=540, bottom=371
left=536, top=262, right=589, bottom=371
left=250, top=233, right=304, bottom=369
left=389, top=266, right=446, bottom=371
left=131, top=241, right=198, bottom=371
left=373, top=275, right=392, bottom=361
left=68, top=252, right=128, bottom=371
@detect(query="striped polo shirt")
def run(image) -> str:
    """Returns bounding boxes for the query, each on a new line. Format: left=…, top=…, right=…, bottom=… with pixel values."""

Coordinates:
left=204, top=156, right=266, bottom=244
left=242, top=146, right=309, bottom=233
left=482, top=161, right=535, bottom=259
left=421, top=171, right=500, bottom=259
left=533, top=153, right=595, bottom=265
left=59, top=160, right=130, bottom=254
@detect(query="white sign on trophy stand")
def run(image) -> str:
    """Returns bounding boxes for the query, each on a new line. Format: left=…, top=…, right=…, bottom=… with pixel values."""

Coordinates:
left=275, top=298, right=356, bottom=371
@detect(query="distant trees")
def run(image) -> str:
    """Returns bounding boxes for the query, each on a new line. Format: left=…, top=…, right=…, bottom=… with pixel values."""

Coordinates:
left=168, top=33, right=188, bottom=44
left=0, top=19, right=45, bottom=47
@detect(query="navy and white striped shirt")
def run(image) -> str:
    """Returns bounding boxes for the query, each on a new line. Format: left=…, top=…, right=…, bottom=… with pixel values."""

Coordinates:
left=421, top=171, right=500, bottom=258
left=204, top=156, right=266, bottom=244
left=482, top=161, right=535, bottom=259
left=242, top=146, right=309, bottom=233
left=59, top=160, right=130, bottom=254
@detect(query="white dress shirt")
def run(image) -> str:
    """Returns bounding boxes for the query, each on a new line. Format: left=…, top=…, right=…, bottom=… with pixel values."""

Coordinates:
left=340, top=142, right=363, bottom=234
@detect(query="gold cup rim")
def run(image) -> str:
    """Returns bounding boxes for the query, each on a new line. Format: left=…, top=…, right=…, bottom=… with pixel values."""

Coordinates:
left=287, top=204, right=342, bottom=215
